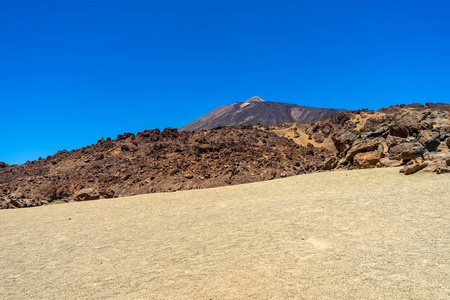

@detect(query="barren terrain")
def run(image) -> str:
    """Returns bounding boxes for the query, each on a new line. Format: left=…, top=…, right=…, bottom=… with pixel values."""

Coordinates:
left=1, top=168, right=449, bottom=299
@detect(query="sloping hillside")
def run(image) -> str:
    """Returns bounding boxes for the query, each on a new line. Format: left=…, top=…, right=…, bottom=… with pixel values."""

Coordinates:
left=0, top=125, right=330, bottom=208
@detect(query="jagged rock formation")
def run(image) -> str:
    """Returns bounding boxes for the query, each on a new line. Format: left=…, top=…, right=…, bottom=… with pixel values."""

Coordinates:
left=318, top=103, right=450, bottom=174
left=0, top=125, right=330, bottom=209
left=272, top=103, right=450, bottom=151
left=179, top=96, right=346, bottom=131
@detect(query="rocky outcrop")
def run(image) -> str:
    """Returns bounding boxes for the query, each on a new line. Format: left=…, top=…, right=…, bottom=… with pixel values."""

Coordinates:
left=74, top=188, right=101, bottom=201
left=0, top=192, right=49, bottom=209
left=320, top=105, right=450, bottom=175
left=0, top=125, right=330, bottom=209
left=389, top=143, right=425, bottom=160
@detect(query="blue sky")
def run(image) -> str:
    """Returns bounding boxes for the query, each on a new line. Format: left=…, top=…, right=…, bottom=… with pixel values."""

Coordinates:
left=1, top=0, right=449, bottom=164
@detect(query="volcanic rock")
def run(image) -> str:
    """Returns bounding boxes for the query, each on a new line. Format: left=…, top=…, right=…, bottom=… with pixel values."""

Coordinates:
left=423, top=151, right=450, bottom=163
left=75, top=188, right=101, bottom=201
left=353, top=151, right=382, bottom=169
left=383, top=125, right=409, bottom=138
left=418, top=130, right=440, bottom=151
left=385, top=135, right=406, bottom=148
left=345, top=140, right=379, bottom=162
left=315, top=102, right=449, bottom=175
left=321, top=157, right=338, bottom=170
left=389, top=143, right=425, bottom=160
left=400, top=158, right=428, bottom=175
left=378, top=157, right=402, bottom=167
left=332, top=131, right=358, bottom=154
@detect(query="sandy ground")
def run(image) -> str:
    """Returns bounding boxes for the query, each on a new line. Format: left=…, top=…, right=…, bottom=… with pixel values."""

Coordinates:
left=1, top=168, right=449, bottom=299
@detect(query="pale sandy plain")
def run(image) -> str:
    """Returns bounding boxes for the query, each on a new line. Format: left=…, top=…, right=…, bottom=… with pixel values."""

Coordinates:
left=1, top=168, right=449, bottom=299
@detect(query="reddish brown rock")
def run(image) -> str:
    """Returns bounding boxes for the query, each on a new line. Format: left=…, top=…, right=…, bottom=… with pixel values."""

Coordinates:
left=332, top=131, right=358, bottom=154
left=321, top=157, right=338, bottom=170
left=383, top=125, right=409, bottom=138
left=379, top=157, right=402, bottom=167
left=345, top=140, right=379, bottom=162
left=353, top=151, right=381, bottom=169
left=385, top=135, right=406, bottom=148
left=400, top=161, right=428, bottom=175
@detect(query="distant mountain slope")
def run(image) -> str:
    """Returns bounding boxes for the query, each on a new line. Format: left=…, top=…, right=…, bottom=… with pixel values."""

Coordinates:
left=179, top=96, right=347, bottom=131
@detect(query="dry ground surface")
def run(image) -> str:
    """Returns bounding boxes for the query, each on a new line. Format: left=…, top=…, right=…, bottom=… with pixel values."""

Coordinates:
left=1, top=168, right=449, bottom=299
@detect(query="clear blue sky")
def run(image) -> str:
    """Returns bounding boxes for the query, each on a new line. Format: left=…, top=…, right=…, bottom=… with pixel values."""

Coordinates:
left=1, top=0, right=449, bottom=164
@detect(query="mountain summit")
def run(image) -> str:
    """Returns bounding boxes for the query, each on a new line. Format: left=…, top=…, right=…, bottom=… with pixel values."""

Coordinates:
left=180, top=97, right=346, bottom=131
left=246, top=96, right=265, bottom=102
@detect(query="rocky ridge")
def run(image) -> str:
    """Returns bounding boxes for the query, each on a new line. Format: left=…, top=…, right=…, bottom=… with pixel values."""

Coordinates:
left=319, top=104, right=450, bottom=174
left=0, top=125, right=330, bottom=209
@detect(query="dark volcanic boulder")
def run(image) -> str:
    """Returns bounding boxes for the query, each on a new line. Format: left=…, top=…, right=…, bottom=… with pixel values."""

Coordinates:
left=418, top=130, right=440, bottom=151
left=389, top=143, right=425, bottom=160
left=332, top=131, right=358, bottom=154
left=385, top=135, right=406, bottom=148
left=383, top=125, right=409, bottom=138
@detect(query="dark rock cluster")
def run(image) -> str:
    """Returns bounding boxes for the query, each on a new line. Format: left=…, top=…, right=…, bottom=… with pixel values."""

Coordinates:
left=321, top=108, right=450, bottom=174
